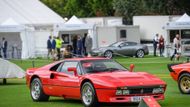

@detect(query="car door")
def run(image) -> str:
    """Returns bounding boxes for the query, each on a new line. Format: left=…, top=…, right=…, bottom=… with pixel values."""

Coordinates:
left=48, top=61, right=81, bottom=98
left=116, top=42, right=134, bottom=56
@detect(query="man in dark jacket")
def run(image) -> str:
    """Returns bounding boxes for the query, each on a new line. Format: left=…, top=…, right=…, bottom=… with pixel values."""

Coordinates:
left=47, top=36, right=52, bottom=58
left=52, top=36, right=56, bottom=60
left=77, top=36, right=83, bottom=56
left=2, top=37, right=7, bottom=59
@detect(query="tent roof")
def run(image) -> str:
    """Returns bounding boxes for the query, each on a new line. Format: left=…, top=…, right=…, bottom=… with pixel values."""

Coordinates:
left=0, top=0, right=65, bottom=25
left=1, top=18, right=20, bottom=26
left=65, top=15, right=85, bottom=25
left=57, top=15, right=94, bottom=31
left=164, top=13, right=190, bottom=30
left=176, top=13, right=190, bottom=22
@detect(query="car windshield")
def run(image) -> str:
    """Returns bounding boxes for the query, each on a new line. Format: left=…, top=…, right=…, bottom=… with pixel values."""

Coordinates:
left=109, top=41, right=122, bottom=47
left=81, top=59, right=127, bottom=73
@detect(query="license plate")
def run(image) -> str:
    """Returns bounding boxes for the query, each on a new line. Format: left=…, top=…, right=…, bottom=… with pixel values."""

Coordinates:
left=131, top=96, right=143, bottom=102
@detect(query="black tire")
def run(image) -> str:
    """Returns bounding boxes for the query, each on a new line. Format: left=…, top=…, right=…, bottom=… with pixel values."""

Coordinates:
left=178, top=73, right=190, bottom=94
left=104, top=50, right=113, bottom=59
left=81, top=82, right=98, bottom=107
left=136, top=49, right=145, bottom=58
left=30, top=78, right=49, bottom=101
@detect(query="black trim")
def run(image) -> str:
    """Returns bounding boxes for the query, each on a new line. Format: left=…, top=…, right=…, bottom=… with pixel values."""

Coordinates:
left=43, top=84, right=80, bottom=88
left=120, top=85, right=164, bottom=89
left=167, top=63, right=182, bottom=72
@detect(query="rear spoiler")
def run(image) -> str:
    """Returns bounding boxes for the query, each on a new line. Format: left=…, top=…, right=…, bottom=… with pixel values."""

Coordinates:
left=167, top=63, right=182, bottom=72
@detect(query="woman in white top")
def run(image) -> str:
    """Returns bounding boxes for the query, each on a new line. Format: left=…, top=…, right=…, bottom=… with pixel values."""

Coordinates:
left=170, top=34, right=181, bottom=61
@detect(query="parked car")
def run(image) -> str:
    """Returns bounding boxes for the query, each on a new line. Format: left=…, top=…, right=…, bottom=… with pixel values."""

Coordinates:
left=168, top=62, right=190, bottom=94
left=90, top=41, right=149, bottom=58
left=26, top=57, right=166, bottom=107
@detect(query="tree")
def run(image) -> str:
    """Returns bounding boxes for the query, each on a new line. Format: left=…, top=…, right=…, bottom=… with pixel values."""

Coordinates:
left=113, top=0, right=143, bottom=24
left=87, top=0, right=114, bottom=16
left=40, top=0, right=68, bottom=17
left=40, top=0, right=190, bottom=20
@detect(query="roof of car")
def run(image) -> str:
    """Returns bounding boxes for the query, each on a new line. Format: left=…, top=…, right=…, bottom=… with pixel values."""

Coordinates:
left=63, top=57, right=109, bottom=61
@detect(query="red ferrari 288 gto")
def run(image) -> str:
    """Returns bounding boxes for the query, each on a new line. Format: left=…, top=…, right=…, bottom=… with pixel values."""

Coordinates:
left=26, top=57, right=166, bottom=107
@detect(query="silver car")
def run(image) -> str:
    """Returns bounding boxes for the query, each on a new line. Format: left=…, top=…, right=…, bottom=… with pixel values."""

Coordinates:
left=91, top=41, right=149, bottom=58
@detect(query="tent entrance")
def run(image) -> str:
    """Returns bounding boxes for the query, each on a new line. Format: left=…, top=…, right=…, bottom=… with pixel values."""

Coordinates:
left=0, top=32, right=22, bottom=59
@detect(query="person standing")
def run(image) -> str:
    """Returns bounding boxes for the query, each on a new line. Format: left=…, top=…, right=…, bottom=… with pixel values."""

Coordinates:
left=2, top=37, right=8, bottom=59
left=52, top=36, right=56, bottom=60
left=55, top=36, right=62, bottom=60
left=47, top=36, right=52, bottom=59
left=170, top=34, right=181, bottom=61
left=82, top=34, right=87, bottom=56
left=85, top=34, right=93, bottom=57
left=159, top=35, right=165, bottom=57
left=0, top=40, right=2, bottom=58
left=77, top=36, right=83, bottom=57
left=72, top=35, right=78, bottom=56
left=153, top=34, right=159, bottom=56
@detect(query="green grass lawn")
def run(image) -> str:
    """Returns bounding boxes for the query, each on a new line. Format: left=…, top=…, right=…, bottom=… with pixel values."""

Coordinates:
left=0, top=56, right=189, bottom=107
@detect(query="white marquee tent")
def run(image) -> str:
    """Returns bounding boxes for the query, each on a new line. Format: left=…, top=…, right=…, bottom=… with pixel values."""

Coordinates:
left=0, top=18, right=35, bottom=59
left=55, top=15, right=97, bottom=48
left=165, top=13, right=190, bottom=30
left=0, top=0, right=66, bottom=58
left=164, top=13, right=190, bottom=57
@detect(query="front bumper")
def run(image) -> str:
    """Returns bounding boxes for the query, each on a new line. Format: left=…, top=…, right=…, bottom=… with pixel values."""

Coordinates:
left=96, top=89, right=164, bottom=103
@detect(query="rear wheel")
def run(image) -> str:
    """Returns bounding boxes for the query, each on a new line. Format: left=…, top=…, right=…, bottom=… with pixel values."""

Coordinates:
left=104, top=50, right=113, bottom=59
left=30, top=78, right=49, bottom=101
left=178, top=73, right=190, bottom=94
left=136, top=49, right=144, bottom=58
left=81, top=82, right=98, bottom=107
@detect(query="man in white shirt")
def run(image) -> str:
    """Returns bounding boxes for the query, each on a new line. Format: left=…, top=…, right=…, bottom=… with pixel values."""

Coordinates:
left=170, top=34, right=180, bottom=61
left=153, top=34, right=159, bottom=56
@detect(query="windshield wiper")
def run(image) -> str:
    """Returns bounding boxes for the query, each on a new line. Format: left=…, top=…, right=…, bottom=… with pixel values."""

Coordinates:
left=102, top=68, right=120, bottom=72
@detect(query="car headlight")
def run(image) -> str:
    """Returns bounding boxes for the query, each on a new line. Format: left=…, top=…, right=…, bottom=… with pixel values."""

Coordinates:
left=123, top=90, right=130, bottom=95
left=152, top=88, right=164, bottom=94
left=116, top=90, right=122, bottom=95
left=116, top=87, right=130, bottom=95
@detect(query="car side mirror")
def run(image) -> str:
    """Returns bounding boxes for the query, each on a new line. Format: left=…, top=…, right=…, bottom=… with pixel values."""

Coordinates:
left=129, top=64, right=135, bottom=72
left=68, top=67, right=77, bottom=76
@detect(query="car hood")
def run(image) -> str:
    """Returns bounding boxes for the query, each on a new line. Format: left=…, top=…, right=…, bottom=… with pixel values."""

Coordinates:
left=169, top=62, right=190, bottom=72
left=85, top=71, right=166, bottom=88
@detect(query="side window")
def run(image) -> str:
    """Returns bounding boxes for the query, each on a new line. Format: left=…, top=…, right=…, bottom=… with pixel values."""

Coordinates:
left=127, top=42, right=136, bottom=46
left=50, top=62, right=63, bottom=71
left=59, top=61, right=78, bottom=75
left=120, top=30, right=127, bottom=38
left=120, top=42, right=127, bottom=47
left=77, top=65, right=82, bottom=75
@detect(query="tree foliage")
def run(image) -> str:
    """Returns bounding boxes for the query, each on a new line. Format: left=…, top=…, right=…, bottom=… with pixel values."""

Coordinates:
left=40, top=0, right=190, bottom=24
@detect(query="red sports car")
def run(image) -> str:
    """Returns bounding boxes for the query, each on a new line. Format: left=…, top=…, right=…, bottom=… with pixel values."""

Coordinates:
left=26, top=57, right=166, bottom=107
left=168, top=62, right=190, bottom=94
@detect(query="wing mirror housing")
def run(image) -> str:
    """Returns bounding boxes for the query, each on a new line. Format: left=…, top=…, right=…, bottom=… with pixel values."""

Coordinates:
left=68, top=67, right=77, bottom=76
left=129, top=64, right=135, bottom=72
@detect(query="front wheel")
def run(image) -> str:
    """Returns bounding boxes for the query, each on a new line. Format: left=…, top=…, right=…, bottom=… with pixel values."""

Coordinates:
left=104, top=50, right=113, bottom=59
left=178, top=73, right=190, bottom=94
left=136, top=49, right=145, bottom=58
left=81, top=82, right=98, bottom=107
left=30, top=78, right=49, bottom=101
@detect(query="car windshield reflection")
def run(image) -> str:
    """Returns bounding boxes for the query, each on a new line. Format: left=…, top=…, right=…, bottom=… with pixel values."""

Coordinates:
left=109, top=41, right=122, bottom=47
left=81, top=59, right=127, bottom=73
